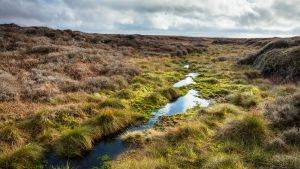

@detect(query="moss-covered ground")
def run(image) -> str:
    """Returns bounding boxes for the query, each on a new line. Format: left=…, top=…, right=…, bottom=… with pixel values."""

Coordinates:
left=111, top=44, right=300, bottom=169
left=1, top=44, right=299, bottom=169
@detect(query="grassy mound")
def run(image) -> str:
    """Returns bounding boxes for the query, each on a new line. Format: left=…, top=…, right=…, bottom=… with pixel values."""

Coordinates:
left=264, top=138, right=288, bottom=152
left=217, top=116, right=268, bottom=147
left=200, top=103, right=241, bottom=119
left=226, top=92, right=260, bottom=108
left=0, top=126, right=25, bottom=146
left=282, top=128, right=300, bottom=147
left=269, top=154, right=300, bottom=169
left=166, top=121, right=209, bottom=142
left=99, top=98, right=126, bottom=109
left=238, top=39, right=300, bottom=82
left=202, top=154, right=245, bottom=169
left=159, top=87, right=180, bottom=101
left=265, top=92, right=300, bottom=129
left=0, top=143, right=44, bottom=169
left=53, top=128, right=92, bottom=157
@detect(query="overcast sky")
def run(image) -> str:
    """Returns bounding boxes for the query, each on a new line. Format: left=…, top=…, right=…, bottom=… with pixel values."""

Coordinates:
left=0, top=0, right=299, bottom=37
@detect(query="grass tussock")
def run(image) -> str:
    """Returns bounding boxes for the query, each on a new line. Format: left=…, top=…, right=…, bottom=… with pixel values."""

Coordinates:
left=265, top=92, right=300, bottom=129
left=226, top=91, right=260, bottom=108
left=238, top=39, right=300, bottom=82
left=269, top=154, right=300, bottom=169
left=200, top=103, right=241, bottom=119
left=98, top=98, right=126, bottom=109
left=159, top=87, right=180, bottom=101
left=166, top=121, right=209, bottom=142
left=53, top=128, right=93, bottom=157
left=264, top=137, right=288, bottom=152
left=90, top=109, right=141, bottom=137
left=202, top=154, right=245, bottom=169
left=115, top=89, right=133, bottom=99
left=0, top=126, right=25, bottom=146
left=0, top=143, right=44, bottom=169
left=217, top=115, right=268, bottom=147
left=281, top=128, right=300, bottom=147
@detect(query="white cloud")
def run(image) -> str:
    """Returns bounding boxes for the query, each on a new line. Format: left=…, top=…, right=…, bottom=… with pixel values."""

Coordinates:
left=0, top=0, right=299, bottom=37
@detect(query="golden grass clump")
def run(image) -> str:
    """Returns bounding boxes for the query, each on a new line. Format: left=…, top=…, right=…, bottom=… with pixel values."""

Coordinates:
left=53, top=128, right=93, bottom=157
left=217, top=115, right=268, bottom=147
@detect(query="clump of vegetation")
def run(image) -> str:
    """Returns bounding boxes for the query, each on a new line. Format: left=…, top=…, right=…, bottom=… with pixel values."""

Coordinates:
left=28, top=45, right=59, bottom=54
left=264, top=137, right=288, bottom=152
left=281, top=128, right=300, bottom=147
left=0, top=126, right=25, bottom=146
left=115, top=89, right=133, bottom=99
left=200, top=77, right=219, bottom=84
left=122, top=130, right=148, bottom=146
left=53, top=128, right=93, bottom=157
left=21, top=112, right=55, bottom=137
left=166, top=121, right=209, bottom=142
left=159, top=87, right=180, bottom=101
left=99, top=98, right=125, bottom=109
left=265, top=92, right=300, bottom=129
left=202, top=154, right=245, bottom=169
left=0, top=144, right=44, bottom=169
left=217, top=116, right=268, bottom=147
left=88, top=109, right=141, bottom=138
left=84, top=76, right=117, bottom=92
left=226, top=91, right=260, bottom=108
left=0, top=70, right=19, bottom=101
left=200, top=103, right=241, bottom=119
left=0, top=83, right=18, bottom=101
left=238, top=39, right=300, bottom=82
left=269, top=154, right=300, bottom=169
left=244, top=70, right=261, bottom=79
left=211, top=56, right=227, bottom=62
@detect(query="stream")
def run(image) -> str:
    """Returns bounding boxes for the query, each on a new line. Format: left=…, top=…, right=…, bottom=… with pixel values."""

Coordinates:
left=45, top=67, right=209, bottom=169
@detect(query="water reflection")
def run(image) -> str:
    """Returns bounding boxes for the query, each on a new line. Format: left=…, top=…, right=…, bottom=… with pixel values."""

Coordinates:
left=184, top=65, right=190, bottom=68
left=129, top=89, right=209, bottom=131
left=173, top=77, right=195, bottom=87
left=186, top=72, right=199, bottom=78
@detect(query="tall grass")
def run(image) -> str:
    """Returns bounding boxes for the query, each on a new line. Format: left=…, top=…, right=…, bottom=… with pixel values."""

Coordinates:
left=53, top=128, right=93, bottom=157
left=217, top=115, right=268, bottom=147
left=0, top=143, right=44, bottom=169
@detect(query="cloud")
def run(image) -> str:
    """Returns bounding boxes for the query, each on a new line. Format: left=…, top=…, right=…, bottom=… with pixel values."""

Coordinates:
left=0, top=0, right=299, bottom=37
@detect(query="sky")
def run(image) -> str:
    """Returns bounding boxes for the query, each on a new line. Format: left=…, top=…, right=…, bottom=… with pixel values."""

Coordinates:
left=0, top=0, right=299, bottom=38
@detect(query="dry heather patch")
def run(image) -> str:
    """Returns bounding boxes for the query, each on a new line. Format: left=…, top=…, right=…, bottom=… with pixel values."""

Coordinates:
left=238, top=39, right=300, bottom=82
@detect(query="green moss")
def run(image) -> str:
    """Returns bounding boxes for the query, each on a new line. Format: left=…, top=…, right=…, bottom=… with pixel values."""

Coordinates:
left=132, top=92, right=168, bottom=114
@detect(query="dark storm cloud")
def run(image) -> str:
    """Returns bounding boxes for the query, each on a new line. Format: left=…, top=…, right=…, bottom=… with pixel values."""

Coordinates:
left=0, top=0, right=299, bottom=37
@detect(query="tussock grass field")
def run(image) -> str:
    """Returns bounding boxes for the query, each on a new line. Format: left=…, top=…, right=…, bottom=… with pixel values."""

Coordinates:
left=0, top=24, right=299, bottom=169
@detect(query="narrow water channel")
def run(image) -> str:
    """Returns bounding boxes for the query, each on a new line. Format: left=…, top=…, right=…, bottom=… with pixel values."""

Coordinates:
left=46, top=68, right=209, bottom=169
